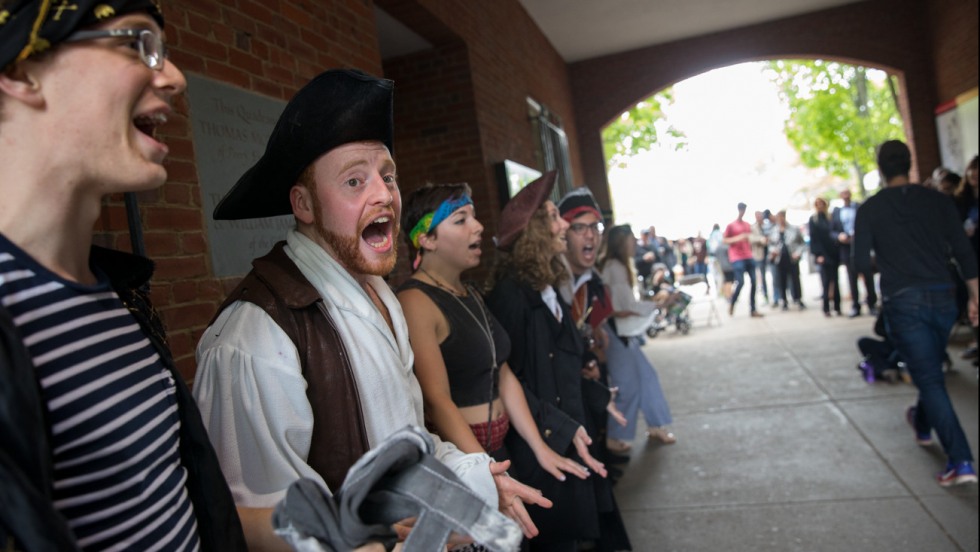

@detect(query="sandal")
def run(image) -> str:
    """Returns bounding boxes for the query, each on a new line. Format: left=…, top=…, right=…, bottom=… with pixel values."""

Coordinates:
left=648, top=427, right=677, bottom=445
left=606, top=438, right=632, bottom=453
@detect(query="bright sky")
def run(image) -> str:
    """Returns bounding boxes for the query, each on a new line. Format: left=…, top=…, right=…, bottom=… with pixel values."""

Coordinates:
left=608, top=61, right=846, bottom=239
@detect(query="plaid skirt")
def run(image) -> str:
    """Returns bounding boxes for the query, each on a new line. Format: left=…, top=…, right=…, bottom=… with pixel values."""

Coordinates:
left=469, top=412, right=511, bottom=453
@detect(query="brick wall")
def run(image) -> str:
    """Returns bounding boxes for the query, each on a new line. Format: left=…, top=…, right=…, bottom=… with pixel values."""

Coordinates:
left=378, top=0, right=579, bottom=285
left=928, top=0, right=979, bottom=105
left=378, top=0, right=581, bottom=281
left=383, top=45, right=489, bottom=284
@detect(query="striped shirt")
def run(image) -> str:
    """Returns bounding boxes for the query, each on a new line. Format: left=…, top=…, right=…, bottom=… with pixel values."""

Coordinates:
left=0, top=236, right=200, bottom=551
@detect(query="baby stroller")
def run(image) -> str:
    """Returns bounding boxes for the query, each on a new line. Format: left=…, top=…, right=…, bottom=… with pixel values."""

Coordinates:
left=644, top=282, right=693, bottom=338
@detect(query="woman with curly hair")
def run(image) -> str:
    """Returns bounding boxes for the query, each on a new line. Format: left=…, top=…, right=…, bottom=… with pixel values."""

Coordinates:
left=598, top=224, right=676, bottom=451
left=485, top=172, right=629, bottom=551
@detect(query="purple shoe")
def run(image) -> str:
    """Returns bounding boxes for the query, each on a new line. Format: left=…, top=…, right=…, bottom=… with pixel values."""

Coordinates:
left=905, top=406, right=933, bottom=446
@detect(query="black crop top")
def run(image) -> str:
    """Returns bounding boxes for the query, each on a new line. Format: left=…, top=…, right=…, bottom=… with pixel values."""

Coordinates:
left=399, top=279, right=511, bottom=407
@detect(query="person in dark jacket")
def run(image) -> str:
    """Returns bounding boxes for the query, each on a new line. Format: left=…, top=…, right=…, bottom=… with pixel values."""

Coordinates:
left=557, top=187, right=632, bottom=550
left=809, top=197, right=842, bottom=316
left=486, top=173, right=613, bottom=551
left=854, top=140, right=979, bottom=487
left=833, top=188, right=878, bottom=317
left=0, top=2, right=245, bottom=549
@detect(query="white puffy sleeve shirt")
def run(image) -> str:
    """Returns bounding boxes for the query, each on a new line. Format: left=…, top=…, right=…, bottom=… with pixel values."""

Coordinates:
left=194, top=301, right=320, bottom=507
left=600, top=259, right=658, bottom=337
left=193, top=230, right=496, bottom=509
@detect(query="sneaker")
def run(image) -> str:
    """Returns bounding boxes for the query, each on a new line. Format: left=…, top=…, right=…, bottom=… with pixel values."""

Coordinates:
left=857, top=360, right=875, bottom=383
left=937, top=461, right=978, bottom=487
left=750, top=311, right=764, bottom=318
left=905, top=406, right=933, bottom=446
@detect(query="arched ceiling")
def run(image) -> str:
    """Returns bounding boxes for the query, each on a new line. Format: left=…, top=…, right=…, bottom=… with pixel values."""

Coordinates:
left=518, top=0, right=866, bottom=62
left=375, top=1, right=868, bottom=62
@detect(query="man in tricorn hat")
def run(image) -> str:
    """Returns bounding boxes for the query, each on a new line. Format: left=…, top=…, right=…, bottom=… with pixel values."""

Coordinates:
left=0, top=1, right=245, bottom=549
left=194, top=69, right=548, bottom=548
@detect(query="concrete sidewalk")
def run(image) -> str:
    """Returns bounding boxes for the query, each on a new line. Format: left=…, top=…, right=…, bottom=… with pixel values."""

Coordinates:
left=611, top=286, right=978, bottom=551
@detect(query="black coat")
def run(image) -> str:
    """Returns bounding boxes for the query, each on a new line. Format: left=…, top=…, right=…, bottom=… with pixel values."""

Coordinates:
left=808, top=212, right=839, bottom=264
left=485, top=276, right=600, bottom=544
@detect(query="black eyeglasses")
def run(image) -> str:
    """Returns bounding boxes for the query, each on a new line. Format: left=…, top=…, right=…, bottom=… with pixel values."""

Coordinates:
left=569, top=222, right=602, bottom=235
left=63, top=28, right=168, bottom=71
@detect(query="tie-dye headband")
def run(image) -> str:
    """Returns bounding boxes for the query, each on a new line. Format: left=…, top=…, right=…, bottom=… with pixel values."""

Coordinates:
left=409, top=194, right=473, bottom=249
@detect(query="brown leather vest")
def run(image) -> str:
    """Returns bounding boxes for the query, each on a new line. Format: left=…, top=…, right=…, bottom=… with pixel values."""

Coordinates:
left=213, top=242, right=370, bottom=491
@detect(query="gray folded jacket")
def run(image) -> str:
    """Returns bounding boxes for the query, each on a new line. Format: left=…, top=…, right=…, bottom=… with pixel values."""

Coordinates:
left=272, top=425, right=522, bottom=552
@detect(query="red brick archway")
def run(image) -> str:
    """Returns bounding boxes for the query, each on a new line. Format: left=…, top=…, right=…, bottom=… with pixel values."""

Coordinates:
left=569, top=0, right=939, bottom=216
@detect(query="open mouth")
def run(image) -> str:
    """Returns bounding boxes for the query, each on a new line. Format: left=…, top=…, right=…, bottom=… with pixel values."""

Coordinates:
left=362, top=215, right=394, bottom=250
left=134, top=112, right=168, bottom=140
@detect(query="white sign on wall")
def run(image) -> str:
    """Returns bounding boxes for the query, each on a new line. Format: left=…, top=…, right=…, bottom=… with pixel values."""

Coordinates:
left=186, top=74, right=292, bottom=278
left=935, top=89, right=979, bottom=173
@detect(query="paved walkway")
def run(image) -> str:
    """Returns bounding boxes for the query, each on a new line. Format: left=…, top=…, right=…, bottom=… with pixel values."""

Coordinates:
left=611, top=278, right=978, bottom=552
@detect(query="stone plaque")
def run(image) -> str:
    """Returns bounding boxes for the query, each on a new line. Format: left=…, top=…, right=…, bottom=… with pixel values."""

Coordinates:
left=186, top=73, right=293, bottom=278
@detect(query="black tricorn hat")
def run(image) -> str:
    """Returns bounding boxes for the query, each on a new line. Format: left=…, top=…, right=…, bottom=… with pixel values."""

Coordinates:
left=213, top=69, right=394, bottom=220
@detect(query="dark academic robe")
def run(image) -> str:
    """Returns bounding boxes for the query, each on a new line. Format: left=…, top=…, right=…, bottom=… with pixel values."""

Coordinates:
left=486, top=276, right=599, bottom=546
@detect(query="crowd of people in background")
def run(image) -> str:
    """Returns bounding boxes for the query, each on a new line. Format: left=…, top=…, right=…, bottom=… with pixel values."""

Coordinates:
left=629, top=152, right=978, bottom=340
left=640, top=145, right=979, bottom=491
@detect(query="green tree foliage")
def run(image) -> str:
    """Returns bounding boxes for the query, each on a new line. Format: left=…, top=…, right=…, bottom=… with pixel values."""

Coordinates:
left=602, top=89, right=686, bottom=169
left=764, top=59, right=906, bottom=199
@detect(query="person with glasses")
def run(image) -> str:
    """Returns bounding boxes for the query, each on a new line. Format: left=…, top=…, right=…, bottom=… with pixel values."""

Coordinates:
left=0, top=1, right=246, bottom=550
left=556, top=186, right=633, bottom=549
left=556, top=187, right=629, bottom=457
